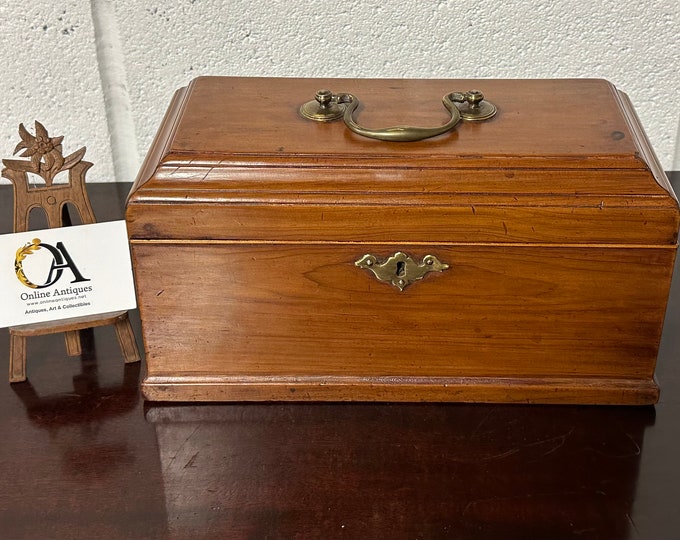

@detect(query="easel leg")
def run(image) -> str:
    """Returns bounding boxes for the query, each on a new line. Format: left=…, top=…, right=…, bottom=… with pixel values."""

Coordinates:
left=114, top=315, right=141, bottom=363
left=65, top=330, right=81, bottom=356
left=9, top=333, right=27, bottom=383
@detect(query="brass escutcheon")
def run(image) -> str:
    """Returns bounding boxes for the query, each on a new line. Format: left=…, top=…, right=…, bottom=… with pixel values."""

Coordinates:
left=355, top=252, right=449, bottom=291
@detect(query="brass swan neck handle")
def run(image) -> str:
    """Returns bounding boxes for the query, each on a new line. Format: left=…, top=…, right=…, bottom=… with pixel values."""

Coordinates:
left=300, top=89, right=496, bottom=142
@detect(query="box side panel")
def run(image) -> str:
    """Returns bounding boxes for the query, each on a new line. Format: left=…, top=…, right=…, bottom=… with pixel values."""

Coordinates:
left=616, top=89, right=678, bottom=201
left=131, top=243, right=674, bottom=403
left=143, top=166, right=675, bottom=196
left=126, top=198, right=679, bottom=245
left=126, top=86, right=188, bottom=203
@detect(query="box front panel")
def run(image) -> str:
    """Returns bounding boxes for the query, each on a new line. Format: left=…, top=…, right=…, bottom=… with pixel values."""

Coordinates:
left=132, top=242, right=674, bottom=402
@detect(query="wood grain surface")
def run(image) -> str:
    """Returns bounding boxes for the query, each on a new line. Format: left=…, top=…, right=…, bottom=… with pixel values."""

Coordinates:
left=164, top=78, right=645, bottom=167
left=126, top=77, right=679, bottom=404
left=133, top=242, right=673, bottom=403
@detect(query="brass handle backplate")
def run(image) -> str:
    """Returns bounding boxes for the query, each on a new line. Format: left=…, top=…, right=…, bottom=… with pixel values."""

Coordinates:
left=355, top=252, right=449, bottom=291
left=300, top=89, right=496, bottom=142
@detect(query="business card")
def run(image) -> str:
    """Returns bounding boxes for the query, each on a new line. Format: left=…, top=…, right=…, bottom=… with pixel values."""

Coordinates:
left=0, top=220, right=136, bottom=328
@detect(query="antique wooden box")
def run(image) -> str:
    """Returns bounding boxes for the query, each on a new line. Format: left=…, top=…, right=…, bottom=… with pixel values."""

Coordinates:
left=126, top=77, right=678, bottom=404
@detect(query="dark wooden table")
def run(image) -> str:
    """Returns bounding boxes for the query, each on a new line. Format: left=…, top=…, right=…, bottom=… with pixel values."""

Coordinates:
left=1, top=180, right=679, bottom=539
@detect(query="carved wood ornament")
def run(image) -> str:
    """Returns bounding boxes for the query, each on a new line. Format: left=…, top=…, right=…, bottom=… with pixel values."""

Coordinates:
left=2, top=121, right=95, bottom=231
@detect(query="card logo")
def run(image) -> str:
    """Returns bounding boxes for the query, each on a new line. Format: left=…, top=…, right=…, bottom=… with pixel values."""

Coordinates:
left=15, top=238, right=90, bottom=289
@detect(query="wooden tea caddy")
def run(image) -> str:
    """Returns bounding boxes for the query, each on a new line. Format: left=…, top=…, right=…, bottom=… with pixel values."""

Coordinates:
left=126, top=77, right=678, bottom=404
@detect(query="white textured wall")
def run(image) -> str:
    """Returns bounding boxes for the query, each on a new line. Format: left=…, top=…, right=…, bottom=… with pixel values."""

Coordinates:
left=1, top=0, right=679, bottom=184
left=0, top=2, right=114, bottom=182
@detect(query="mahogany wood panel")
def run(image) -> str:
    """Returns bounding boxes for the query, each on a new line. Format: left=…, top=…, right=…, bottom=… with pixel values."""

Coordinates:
left=165, top=78, right=644, bottom=168
left=147, top=166, right=673, bottom=196
left=127, top=79, right=678, bottom=245
left=132, top=242, right=675, bottom=403
left=127, top=200, right=680, bottom=245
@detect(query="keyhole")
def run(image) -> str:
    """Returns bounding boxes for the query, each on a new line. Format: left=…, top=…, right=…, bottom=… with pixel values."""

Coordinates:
left=396, top=261, right=406, bottom=277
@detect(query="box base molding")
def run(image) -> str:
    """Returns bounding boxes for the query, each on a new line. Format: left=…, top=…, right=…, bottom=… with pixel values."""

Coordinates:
left=142, top=374, right=659, bottom=405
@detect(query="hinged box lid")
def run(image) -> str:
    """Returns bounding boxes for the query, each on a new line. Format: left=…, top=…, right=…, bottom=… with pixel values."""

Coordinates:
left=126, top=77, right=678, bottom=245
